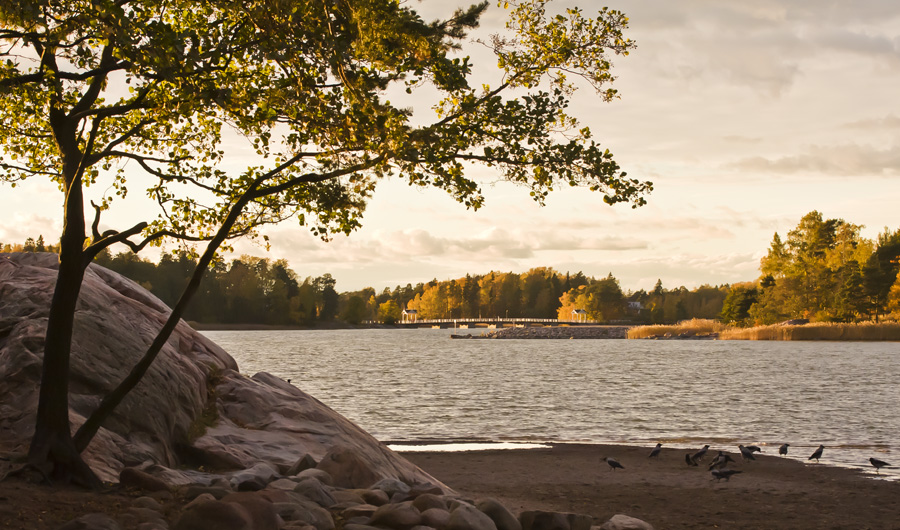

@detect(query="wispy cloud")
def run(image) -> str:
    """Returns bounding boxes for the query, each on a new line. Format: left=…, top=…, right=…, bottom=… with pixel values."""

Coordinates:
left=729, top=143, right=900, bottom=176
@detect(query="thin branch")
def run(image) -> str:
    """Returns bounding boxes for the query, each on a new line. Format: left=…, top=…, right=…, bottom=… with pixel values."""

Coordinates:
left=0, top=162, right=59, bottom=177
left=82, top=221, right=149, bottom=266
left=90, top=202, right=103, bottom=242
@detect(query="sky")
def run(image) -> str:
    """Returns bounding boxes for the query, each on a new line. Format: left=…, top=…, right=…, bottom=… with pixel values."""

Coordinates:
left=2, top=0, right=900, bottom=294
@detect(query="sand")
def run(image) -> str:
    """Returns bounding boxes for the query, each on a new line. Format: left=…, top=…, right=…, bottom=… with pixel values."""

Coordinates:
left=2, top=443, right=898, bottom=529
left=402, top=443, right=900, bottom=530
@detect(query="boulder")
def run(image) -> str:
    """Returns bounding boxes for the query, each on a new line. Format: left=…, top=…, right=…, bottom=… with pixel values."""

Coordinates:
left=184, top=494, right=217, bottom=510
left=57, top=513, right=123, bottom=530
left=369, top=501, right=423, bottom=530
left=421, top=508, right=451, bottom=530
left=447, top=503, right=497, bottom=530
left=316, top=446, right=380, bottom=489
left=273, top=501, right=335, bottom=530
left=295, top=468, right=334, bottom=486
left=331, top=489, right=366, bottom=506
left=181, top=485, right=233, bottom=501
left=598, top=515, right=655, bottom=530
left=221, top=492, right=283, bottom=530
left=476, top=499, right=521, bottom=530
left=229, top=462, right=280, bottom=491
left=371, top=477, right=412, bottom=498
left=413, top=494, right=448, bottom=512
left=173, top=499, right=253, bottom=530
left=0, top=253, right=450, bottom=489
left=267, top=478, right=301, bottom=491
left=122, top=507, right=169, bottom=529
left=293, top=477, right=337, bottom=507
left=519, top=512, right=592, bottom=530
left=358, top=488, right=391, bottom=506
left=287, top=454, right=318, bottom=475
left=341, top=504, right=379, bottom=520
left=132, top=496, right=163, bottom=511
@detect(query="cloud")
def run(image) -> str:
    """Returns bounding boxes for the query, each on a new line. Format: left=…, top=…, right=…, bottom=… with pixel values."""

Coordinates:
left=0, top=213, right=59, bottom=245
left=729, top=143, right=900, bottom=176
left=844, top=113, right=900, bottom=130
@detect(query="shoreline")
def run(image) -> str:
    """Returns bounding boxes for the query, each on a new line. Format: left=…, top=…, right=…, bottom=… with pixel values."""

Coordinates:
left=399, top=442, right=900, bottom=529
left=388, top=439, right=898, bottom=481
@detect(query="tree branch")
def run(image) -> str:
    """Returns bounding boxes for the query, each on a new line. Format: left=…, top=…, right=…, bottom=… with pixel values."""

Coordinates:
left=82, top=221, right=150, bottom=266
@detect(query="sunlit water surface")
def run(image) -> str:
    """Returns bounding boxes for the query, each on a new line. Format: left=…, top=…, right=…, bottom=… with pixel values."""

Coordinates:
left=202, top=329, right=899, bottom=480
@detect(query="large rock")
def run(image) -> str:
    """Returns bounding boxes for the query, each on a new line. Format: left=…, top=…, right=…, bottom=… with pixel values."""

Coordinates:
left=598, top=515, right=655, bottom=530
left=447, top=503, right=498, bottom=530
left=173, top=499, right=253, bottom=530
left=0, top=252, right=449, bottom=490
left=476, top=499, right=521, bottom=530
left=57, top=513, right=123, bottom=530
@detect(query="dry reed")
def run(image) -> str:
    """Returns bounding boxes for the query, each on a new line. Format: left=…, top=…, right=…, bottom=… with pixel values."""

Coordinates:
left=719, top=321, right=900, bottom=341
left=627, top=319, right=727, bottom=339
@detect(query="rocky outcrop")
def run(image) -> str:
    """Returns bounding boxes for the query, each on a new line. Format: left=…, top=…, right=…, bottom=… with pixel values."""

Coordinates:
left=0, top=252, right=443, bottom=490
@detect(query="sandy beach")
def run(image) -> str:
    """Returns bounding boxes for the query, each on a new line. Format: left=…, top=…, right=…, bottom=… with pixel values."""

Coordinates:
left=402, top=443, right=900, bottom=530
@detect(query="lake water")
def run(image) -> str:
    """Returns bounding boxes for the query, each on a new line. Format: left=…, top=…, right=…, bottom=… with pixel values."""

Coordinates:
left=202, top=328, right=899, bottom=480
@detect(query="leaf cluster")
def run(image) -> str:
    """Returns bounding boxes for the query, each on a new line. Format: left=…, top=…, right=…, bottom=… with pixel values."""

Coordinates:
left=1, top=0, right=650, bottom=255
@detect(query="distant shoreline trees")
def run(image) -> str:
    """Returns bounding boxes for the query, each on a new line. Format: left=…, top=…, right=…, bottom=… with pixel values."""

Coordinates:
left=720, top=211, right=900, bottom=326
left=4, top=239, right=730, bottom=325
left=21, top=209, right=900, bottom=328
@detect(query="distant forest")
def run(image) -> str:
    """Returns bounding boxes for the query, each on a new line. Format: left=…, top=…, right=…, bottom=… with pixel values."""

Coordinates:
left=4, top=210, right=898, bottom=327
left=1, top=236, right=725, bottom=326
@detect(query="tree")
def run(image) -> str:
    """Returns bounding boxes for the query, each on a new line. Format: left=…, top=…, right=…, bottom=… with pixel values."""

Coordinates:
left=863, top=228, right=900, bottom=321
left=340, top=295, right=368, bottom=325
left=720, top=284, right=758, bottom=326
left=753, top=212, right=874, bottom=322
left=1, top=0, right=648, bottom=485
left=377, top=300, right=402, bottom=325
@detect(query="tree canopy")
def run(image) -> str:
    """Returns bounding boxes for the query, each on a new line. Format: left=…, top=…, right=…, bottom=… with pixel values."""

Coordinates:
left=728, top=211, right=900, bottom=325
left=1, top=0, right=649, bottom=485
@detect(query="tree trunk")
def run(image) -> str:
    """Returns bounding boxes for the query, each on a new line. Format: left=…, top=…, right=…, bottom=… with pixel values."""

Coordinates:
left=27, top=170, right=101, bottom=488
left=73, top=190, right=254, bottom=452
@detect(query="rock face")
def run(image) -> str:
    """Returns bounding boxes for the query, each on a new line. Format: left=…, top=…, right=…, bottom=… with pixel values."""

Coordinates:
left=0, top=252, right=445, bottom=490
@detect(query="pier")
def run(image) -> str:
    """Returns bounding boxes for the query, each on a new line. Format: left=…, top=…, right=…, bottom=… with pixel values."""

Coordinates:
left=366, top=317, right=604, bottom=329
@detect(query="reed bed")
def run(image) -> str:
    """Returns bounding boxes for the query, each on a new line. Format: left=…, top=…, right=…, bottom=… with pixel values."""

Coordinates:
left=627, top=319, right=727, bottom=339
left=719, top=321, right=900, bottom=341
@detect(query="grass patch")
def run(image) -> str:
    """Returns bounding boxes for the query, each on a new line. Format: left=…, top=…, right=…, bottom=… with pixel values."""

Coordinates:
left=627, top=319, right=727, bottom=339
left=720, top=321, right=900, bottom=341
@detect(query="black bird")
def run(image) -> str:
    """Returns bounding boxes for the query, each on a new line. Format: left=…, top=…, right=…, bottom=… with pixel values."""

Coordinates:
left=746, top=445, right=763, bottom=453
left=869, top=457, right=891, bottom=474
left=649, top=443, right=662, bottom=458
left=808, top=445, right=825, bottom=462
left=711, top=469, right=742, bottom=482
left=779, top=443, right=790, bottom=455
left=738, top=445, right=756, bottom=461
left=708, top=451, right=735, bottom=470
left=603, top=457, right=624, bottom=471
left=685, top=453, right=698, bottom=466
left=691, top=444, right=710, bottom=462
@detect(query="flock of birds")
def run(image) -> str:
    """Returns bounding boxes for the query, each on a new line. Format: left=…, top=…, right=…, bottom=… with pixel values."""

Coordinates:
left=601, top=443, right=893, bottom=482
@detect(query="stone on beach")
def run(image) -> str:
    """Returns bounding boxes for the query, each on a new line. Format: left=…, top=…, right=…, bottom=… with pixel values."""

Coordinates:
left=476, top=498, right=523, bottom=530
left=369, top=501, right=424, bottom=529
left=447, top=502, right=498, bottom=530
left=598, top=514, right=655, bottom=530
left=519, top=511, right=592, bottom=530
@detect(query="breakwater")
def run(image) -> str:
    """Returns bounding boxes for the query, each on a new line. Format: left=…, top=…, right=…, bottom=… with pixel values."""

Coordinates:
left=457, top=325, right=630, bottom=339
